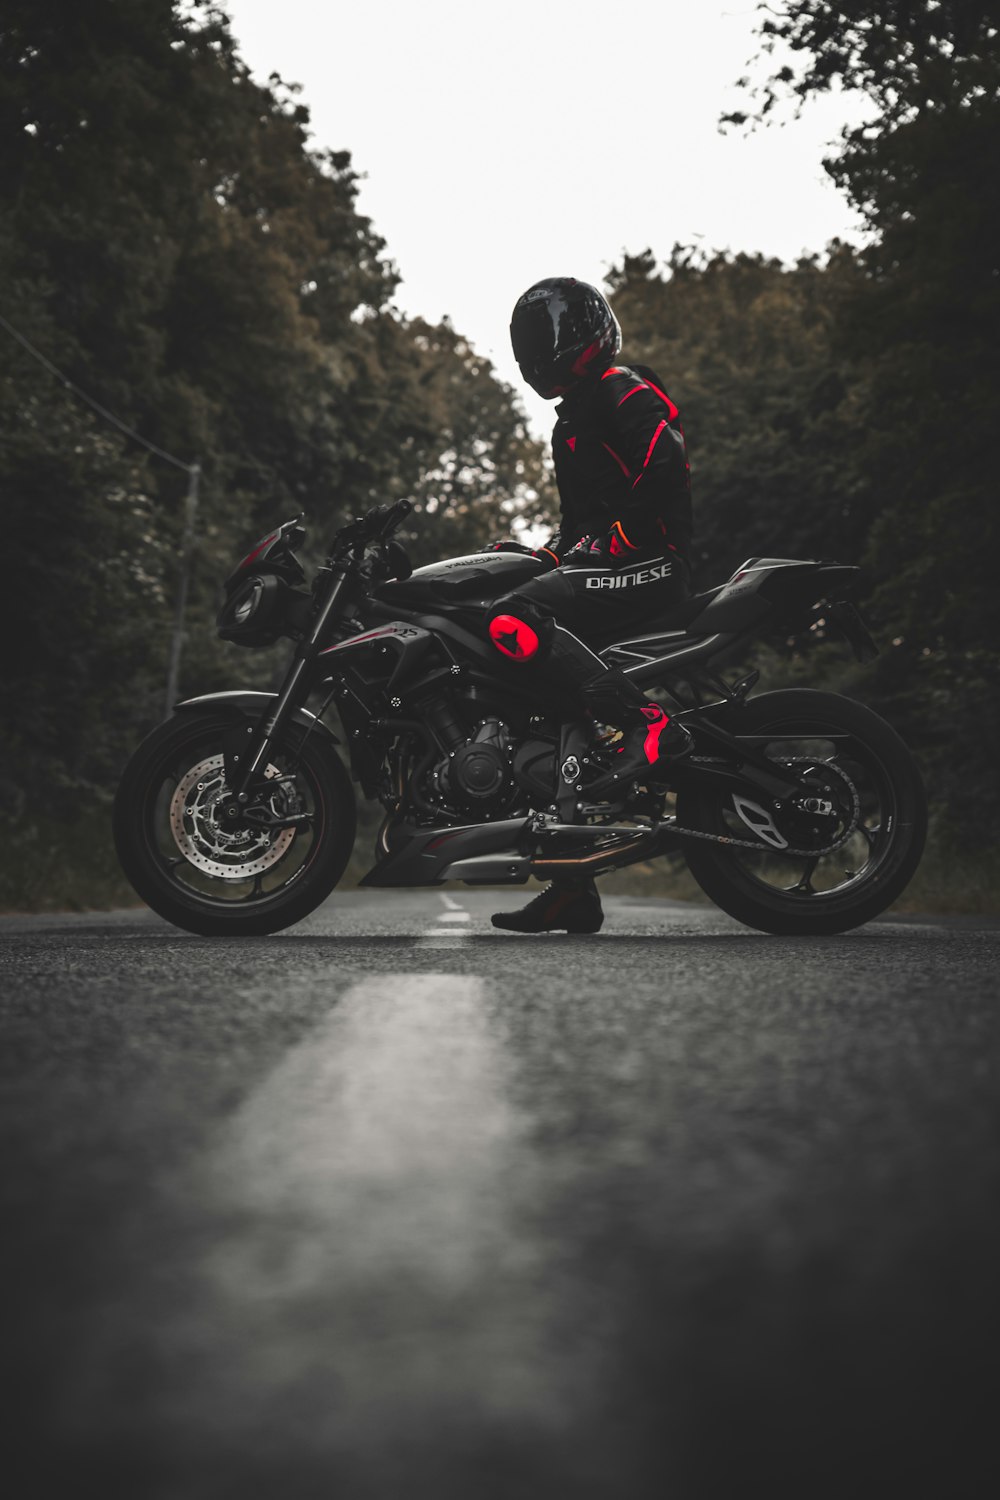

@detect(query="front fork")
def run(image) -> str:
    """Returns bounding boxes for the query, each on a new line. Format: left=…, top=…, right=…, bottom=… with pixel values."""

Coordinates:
left=218, top=563, right=351, bottom=822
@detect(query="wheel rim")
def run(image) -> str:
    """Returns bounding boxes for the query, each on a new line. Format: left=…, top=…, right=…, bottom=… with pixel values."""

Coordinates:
left=143, top=728, right=326, bottom=909
left=699, top=717, right=898, bottom=903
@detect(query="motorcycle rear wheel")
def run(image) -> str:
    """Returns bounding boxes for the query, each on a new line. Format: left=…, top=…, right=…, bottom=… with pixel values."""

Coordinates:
left=677, top=689, right=927, bottom=936
left=113, top=710, right=356, bottom=936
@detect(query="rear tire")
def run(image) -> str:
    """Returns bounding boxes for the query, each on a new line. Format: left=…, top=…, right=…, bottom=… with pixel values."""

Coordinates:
left=677, top=689, right=926, bottom=935
left=114, top=710, right=356, bottom=936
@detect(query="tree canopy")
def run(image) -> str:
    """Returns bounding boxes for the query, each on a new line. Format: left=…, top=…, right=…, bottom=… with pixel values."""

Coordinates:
left=0, top=0, right=549, bottom=855
left=719, top=1, right=1000, bottom=861
left=608, top=244, right=872, bottom=581
left=1, top=0, right=996, bottom=906
left=605, top=2, right=999, bottom=874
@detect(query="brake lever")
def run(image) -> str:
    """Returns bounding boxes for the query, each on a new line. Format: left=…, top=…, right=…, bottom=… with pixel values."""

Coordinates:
left=375, top=498, right=413, bottom=542
left=329, top=499, right=414, bottom=562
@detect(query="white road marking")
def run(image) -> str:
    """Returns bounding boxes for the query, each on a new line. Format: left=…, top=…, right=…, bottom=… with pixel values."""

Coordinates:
left=212, top=976, right=508, bottom=1277
left=164, top=975, right=575, bottom=1439
left=418, top=894, right=470, bottom=945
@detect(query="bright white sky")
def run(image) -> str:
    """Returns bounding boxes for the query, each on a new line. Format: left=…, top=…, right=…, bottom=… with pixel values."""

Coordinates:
left=222, top=0, right=870, bottom=438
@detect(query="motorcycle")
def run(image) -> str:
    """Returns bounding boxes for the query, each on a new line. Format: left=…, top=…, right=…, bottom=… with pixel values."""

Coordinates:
left=113, top=499, right=926, bottom=937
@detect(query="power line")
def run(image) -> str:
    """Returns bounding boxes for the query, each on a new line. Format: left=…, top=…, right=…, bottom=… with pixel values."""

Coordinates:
left=0, top=306, right=202, bottom=711
left=0, top=308, right=195, bottom=473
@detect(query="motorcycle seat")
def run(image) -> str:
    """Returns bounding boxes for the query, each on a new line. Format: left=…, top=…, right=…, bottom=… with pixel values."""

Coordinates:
left=647, top=586, right=723, bottom=630
left=584, top=586, right=724, bottom=649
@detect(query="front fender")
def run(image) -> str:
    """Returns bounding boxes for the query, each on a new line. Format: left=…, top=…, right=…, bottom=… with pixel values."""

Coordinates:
left=175, top=690, right=341, bottom=743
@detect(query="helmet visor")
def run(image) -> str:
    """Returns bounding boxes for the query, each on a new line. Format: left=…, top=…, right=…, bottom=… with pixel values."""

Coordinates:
left=511, top=290, right=597, bottom=396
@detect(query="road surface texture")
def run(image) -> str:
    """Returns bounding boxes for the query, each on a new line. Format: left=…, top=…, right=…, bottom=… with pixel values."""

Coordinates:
left=1, top=890, right=998, bottom=1499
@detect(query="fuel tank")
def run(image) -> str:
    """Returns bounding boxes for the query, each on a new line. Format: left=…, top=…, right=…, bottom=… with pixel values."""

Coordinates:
left=373, top=549, right=547, bottom=610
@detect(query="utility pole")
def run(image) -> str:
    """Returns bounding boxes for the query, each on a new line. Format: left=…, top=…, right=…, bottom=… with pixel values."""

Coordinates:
left=164, top=461, right=201, bottom=716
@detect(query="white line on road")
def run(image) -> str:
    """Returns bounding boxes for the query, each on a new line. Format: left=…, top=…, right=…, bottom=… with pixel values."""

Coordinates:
left=418, top=892, right=470, bottom=945
left=163, top=974, right=576, bottom=1445
left=214, top=976, right=510, bottom=1277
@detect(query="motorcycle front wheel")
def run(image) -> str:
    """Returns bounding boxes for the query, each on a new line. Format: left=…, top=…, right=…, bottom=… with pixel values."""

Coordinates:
left=677, top=689, right=927, bottom=936
left=113, top=710, right=357, bottom=936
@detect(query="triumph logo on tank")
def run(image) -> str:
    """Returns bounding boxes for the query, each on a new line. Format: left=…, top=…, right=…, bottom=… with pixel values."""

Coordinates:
left=585, top=562, right=671, bottom=589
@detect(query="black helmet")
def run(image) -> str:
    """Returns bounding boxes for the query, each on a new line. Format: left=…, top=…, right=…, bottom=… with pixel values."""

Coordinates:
left=510, top=277, right=622, bottom=399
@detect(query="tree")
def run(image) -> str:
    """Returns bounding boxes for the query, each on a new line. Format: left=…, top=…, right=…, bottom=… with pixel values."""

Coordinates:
left=384, top=318, right=554, bottom=565
left=607, top=244, right=872, bottom=582
left=724, top=1, right=1000, bottom=861
left=0, top=0, right=549, bottom=904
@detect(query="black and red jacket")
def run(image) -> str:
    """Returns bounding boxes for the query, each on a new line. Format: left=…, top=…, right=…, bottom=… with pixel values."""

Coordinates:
left=550, top=362, right=692, bottom=559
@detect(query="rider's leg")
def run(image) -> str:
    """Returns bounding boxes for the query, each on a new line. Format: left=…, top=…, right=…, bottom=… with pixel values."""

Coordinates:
left=486, top=558, right=693, bottom=933
left=573, top=651, right=693, bottom=789
left=491, top=875, right=603, bottom=934
left=487, top=595, right=693, bottom=781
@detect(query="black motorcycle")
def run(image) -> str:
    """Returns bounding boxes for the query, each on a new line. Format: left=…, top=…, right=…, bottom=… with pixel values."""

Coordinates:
left=114, top=499, right=926, bottom=936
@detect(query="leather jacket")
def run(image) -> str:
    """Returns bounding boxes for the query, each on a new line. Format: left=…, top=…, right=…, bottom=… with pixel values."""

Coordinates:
left=550, top=362, right=692, bottom=558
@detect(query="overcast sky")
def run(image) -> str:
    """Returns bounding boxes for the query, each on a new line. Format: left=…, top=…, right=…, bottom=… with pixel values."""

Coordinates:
left=222, top=0, right=871, bottom=437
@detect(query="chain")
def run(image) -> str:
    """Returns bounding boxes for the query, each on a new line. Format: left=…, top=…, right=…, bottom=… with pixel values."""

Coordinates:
left=669, top=758, right=861, bottom=859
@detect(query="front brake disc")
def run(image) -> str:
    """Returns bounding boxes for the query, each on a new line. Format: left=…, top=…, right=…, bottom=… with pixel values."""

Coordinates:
left=168, top=755, right=296, bottom=880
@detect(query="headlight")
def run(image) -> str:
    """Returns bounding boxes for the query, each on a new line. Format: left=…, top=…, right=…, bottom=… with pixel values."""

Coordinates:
left=217, top=572, right=311, bottom=647
left=233, top=580, right=263, bottom=624
left=217, top=573, right=283, bottom=646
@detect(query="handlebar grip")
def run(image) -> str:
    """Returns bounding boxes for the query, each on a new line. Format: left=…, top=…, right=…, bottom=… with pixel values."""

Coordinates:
left=375, top=498, right=413, bottom=538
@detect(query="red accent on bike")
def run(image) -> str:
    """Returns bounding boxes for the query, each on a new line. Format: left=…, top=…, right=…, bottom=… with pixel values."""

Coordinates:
left=566, top=436, right=577, bottom=452
left=640, top=704, right=670, bottom=764
left=537, top=546, right=561, bottom=565
left=238, top=532, right=278, bottom=570
left=601, top=442, right=631, bottom=478
left=489, top=614, right=540, bottom=662
left=601, top=367, right=626, bottom=380
left=642, top=378, right=680, bottom=420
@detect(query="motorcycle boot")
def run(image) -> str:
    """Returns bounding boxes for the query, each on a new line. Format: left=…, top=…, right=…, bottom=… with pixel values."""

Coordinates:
left=492, top=878, right=604, bottom=934
left=580, top=669, right=692, bottom=794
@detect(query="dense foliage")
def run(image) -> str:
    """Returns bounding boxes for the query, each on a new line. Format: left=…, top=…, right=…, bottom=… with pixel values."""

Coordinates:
left=0, top=0, right=547, bottom=896
left=658, top=0, right=999, bottom=879
left=1, top=0, right=996, bottom=908
left=608, top=244, right=872, bottom=581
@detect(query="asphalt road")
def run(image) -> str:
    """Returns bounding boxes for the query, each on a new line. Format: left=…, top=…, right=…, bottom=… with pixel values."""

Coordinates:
left=2, top=890, right=999, bottom=1499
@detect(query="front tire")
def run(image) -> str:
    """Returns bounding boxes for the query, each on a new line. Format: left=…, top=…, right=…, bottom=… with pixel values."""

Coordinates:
left=677, top=689, right=926, bottom=936
left=113, top=710, right=357, bottom=936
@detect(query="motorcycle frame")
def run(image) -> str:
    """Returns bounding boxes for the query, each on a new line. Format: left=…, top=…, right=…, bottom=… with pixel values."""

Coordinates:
left=191, top=513, right=877, bottom=887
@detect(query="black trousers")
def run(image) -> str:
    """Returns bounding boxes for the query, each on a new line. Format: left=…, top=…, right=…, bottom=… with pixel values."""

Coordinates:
left=488, top=551, right=692, bottom=723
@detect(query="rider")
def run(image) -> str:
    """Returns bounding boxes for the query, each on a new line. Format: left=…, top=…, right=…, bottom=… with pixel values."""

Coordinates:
left=488, top=276, right=694, bottom=935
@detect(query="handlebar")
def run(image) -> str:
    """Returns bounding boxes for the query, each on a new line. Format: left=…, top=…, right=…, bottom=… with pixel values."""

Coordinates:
left=331, top=498, right=414, bottom=554
left=374, top=497, right=413, bottom=540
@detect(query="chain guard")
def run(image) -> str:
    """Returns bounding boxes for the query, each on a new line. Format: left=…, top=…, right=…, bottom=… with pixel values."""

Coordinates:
left=673, top=758, right=861, bottom=858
